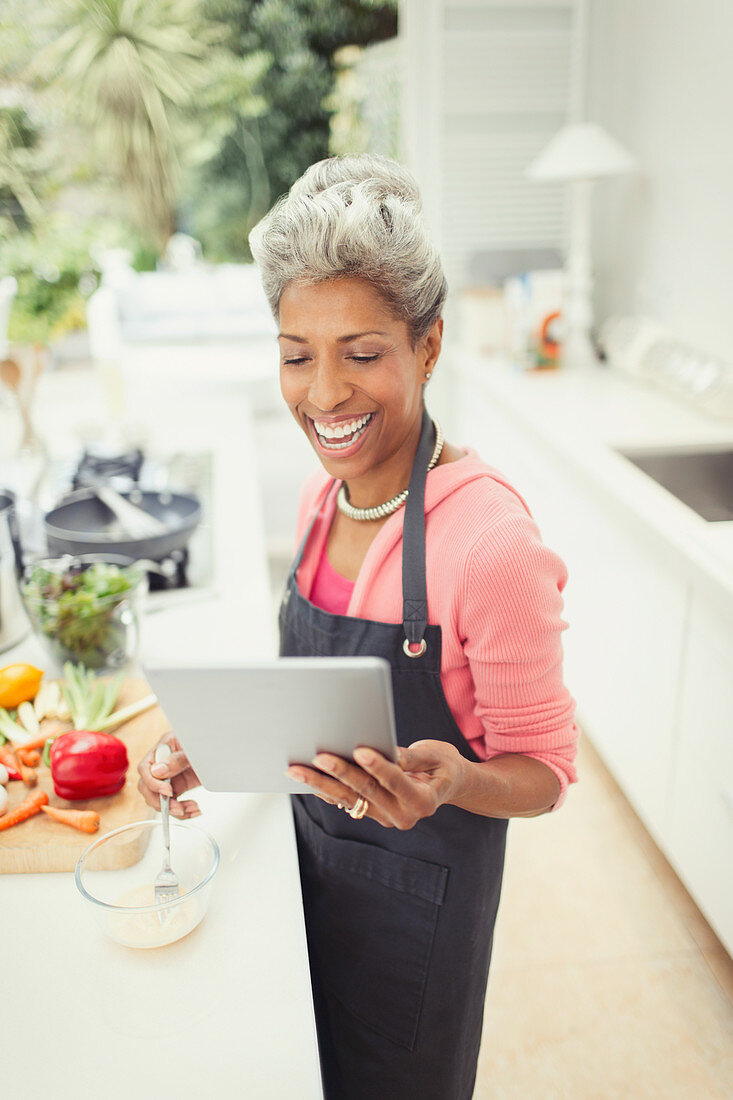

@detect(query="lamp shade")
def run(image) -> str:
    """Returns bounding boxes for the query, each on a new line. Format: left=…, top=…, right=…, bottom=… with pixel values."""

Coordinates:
left=526, top=122, right=637, bottom=181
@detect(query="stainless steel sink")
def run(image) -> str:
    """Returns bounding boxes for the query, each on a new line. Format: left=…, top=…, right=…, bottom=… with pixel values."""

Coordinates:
left=615, top=445, right=733, bottom=522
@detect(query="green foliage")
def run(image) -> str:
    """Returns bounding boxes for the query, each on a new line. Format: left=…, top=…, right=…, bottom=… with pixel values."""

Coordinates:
left=130, top=241, right=161, bottom=273
left=192, top=0, right=398, bottom=259
left=0, top=101, right=46, bottom=226
left=1, top=234, right=91, bottom=345
left=0, top=215, right=156, bottom=344
left=26, top=0, right=268, bottom=249
left=0, top=0, right=398, bottom=286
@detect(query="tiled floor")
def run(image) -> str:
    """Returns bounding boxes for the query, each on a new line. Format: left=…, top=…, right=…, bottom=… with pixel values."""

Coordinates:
left=473, top=732, right=733, bottom=1099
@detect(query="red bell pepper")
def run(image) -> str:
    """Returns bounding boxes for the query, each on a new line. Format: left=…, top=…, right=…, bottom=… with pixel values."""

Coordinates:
left=50, top=730, right=129, bottom=801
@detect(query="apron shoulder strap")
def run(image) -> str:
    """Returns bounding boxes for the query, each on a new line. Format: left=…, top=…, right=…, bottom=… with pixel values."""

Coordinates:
left=289, top=412, right=433, bottom=655
left=289, top=478, right=339, bottom=581
left=401, top=408, right=434, bottom=654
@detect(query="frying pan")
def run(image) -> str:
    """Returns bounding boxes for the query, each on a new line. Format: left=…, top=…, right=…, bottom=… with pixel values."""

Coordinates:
left=44, top=487, right=201, bottom=560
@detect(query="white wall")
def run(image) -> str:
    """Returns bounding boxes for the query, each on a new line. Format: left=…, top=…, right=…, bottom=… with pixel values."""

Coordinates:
left=586, top=0, right=733, bottom=361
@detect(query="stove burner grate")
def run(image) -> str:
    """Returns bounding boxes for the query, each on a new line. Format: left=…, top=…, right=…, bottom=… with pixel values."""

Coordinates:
left=146, top=548, right=190, bottom=591
left=72, top=447, right=144, bottom=490
left=67, top=448, right=191, bottom=590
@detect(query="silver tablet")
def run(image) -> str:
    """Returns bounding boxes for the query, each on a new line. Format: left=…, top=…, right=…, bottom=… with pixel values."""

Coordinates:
left=142, top=656, right=399, bottom=794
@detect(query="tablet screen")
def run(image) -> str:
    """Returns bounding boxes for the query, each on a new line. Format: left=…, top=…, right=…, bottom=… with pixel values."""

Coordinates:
left=143, top=656, right=398, bottom=793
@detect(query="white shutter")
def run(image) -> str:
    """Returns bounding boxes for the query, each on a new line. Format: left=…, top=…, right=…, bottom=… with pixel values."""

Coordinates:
left=401, top=0, right=581, bottom=290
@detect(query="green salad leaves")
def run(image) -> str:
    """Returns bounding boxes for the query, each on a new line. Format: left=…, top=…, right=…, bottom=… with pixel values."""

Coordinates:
left=21, top=561, right=144, bottom=669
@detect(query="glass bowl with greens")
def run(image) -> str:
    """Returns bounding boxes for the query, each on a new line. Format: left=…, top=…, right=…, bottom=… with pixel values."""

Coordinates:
left=20, top=555, right=147, bottom=671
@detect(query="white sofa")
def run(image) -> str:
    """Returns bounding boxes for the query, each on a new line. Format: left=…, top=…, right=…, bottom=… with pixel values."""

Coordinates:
left=87, top=261, right=276, bottom=351
left=86, top=258, right=281, bottom=411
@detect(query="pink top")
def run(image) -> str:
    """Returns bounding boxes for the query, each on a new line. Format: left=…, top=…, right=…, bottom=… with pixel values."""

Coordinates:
left=295, top=449, right=580, bottom=811
left=310, top=542, right=356, bottom=616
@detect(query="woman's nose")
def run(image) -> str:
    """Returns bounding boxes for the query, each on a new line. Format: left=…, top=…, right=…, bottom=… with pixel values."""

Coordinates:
left=308, top=359, right=352, bottom=411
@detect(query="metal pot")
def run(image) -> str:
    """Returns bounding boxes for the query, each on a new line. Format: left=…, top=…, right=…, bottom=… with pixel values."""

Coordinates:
left=0, top=489, right=29, bottom=653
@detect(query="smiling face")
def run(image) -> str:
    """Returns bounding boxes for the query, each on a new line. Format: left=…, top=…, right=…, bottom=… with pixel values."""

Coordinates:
left=277, top=277, right=442, bottom=508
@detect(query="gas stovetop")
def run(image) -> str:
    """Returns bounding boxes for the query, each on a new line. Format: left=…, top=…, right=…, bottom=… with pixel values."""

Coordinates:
left=72, top=446, right=145, bottom=490
left=15, top=445, right=215, bottom=608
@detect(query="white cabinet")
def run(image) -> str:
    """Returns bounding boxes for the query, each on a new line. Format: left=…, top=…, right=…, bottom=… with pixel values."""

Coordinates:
left=554, top=501, right=689, bottom=846
left=453, top=366, right=689, bottom=846
left=667, top=593, right=733, bottom=955
left=449, top=351, right=733, bottom=951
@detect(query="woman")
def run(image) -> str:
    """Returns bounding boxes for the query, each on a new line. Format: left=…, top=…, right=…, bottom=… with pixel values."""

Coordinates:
left=138, top=153, right=579, bottom=1099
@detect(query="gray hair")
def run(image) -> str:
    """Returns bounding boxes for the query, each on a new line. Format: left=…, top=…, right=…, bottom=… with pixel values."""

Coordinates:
left=248, top=153, right=447, bottom=347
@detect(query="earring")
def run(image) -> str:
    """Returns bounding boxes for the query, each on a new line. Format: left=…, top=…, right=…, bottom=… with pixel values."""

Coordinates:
left=425, top=371, right=432, bottom=380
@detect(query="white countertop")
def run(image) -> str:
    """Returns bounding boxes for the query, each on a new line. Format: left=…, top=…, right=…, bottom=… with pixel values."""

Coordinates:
left=2, top=789, right=322, bottom=1099
left=449, top=348, right=733, bottom=602
left=0, top=363, right=322, bottom=1099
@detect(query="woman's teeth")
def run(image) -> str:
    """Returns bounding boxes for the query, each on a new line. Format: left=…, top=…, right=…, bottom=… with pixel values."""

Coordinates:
left=313, top=413, right=373, bottom=449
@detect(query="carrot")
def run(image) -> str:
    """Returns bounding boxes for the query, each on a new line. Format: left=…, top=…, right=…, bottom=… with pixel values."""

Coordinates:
left=40, top=805, right=100, bottom=834
left=12, top=722, right=67, bottom=754
left=17, top=748, right=40, bottom=768
left=0, top=744, right=19, bottom=769
left=0, top=745, right=36, bottom=786
left=0, top=788, right=48, bottom=831
left=13, top=735, right=49, bottom=753
left=17, top=764, right=37, bottom=786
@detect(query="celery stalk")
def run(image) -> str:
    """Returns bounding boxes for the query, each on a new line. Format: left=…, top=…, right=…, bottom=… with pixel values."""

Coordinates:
left=95, top=694, right=157, bottom=732
left=61, top=662, right=125, bottom=731
left=0, top=708, right=32, bottom=745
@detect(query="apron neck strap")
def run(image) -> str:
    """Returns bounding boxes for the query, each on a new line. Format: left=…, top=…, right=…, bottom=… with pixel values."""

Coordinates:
left=401, top=408, right=434, bottom=653
left=288, top=409, right=434, bottom=653
left=289, top=478, right=338, bottom=581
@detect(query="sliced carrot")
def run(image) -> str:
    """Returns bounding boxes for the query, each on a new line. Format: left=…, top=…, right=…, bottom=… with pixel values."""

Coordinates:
left=40, top=805, right=100, bottom=833
left=0, top=788, right=48, bottom=831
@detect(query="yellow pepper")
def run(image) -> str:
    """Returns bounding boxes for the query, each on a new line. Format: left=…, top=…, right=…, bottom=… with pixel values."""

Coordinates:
left=0, top=664, right=44, bottom=709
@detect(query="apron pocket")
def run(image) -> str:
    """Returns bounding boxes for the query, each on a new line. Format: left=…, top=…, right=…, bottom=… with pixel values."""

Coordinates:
left=294, top=799, right=449, bottom=1052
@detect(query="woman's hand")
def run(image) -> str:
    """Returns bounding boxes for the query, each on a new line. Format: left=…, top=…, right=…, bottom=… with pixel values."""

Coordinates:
left=137, top=734, right=202, bottom=820
left=286, top=739, right=468, bottom=829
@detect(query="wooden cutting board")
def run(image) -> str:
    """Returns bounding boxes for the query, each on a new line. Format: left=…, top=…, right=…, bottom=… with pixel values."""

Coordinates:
left=0, top=677, right=171, bottom=874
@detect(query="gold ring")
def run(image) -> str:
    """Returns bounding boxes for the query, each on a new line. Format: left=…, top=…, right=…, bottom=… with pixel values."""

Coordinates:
left=348, top=795, right=369, bottom=820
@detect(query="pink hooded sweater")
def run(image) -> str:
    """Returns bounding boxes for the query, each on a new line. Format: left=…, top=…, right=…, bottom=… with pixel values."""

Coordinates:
left=294, top=448, right=580, bottom=811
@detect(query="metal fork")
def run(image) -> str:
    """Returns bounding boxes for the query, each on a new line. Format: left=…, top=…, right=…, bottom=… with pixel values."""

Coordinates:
left=154, top=744, right=180, bottom=921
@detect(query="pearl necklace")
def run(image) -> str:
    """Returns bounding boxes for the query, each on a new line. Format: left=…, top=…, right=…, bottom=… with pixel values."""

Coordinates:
left=336, top=420, right=444, bottom=522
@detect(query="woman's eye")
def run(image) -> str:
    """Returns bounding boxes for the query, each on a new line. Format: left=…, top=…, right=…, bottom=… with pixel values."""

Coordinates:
left=282, top=354, right=378, bottom=366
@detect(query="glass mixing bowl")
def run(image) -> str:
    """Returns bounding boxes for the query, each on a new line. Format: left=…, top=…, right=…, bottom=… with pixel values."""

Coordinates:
left=75, top=818, right=220, bottom=949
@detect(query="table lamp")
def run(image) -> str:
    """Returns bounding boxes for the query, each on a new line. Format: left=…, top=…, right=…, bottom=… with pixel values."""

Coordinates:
left=526, top=122, right=638, bottom=369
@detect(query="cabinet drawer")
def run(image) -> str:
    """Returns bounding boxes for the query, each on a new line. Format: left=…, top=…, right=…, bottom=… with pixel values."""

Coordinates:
left=667, top=748, right=733, bottom=956
left=667, top=594, right=733, bottom=954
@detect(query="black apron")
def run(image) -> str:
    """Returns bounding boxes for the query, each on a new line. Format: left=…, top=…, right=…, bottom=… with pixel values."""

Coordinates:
left=280, top=411, right=509, bottom=1100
